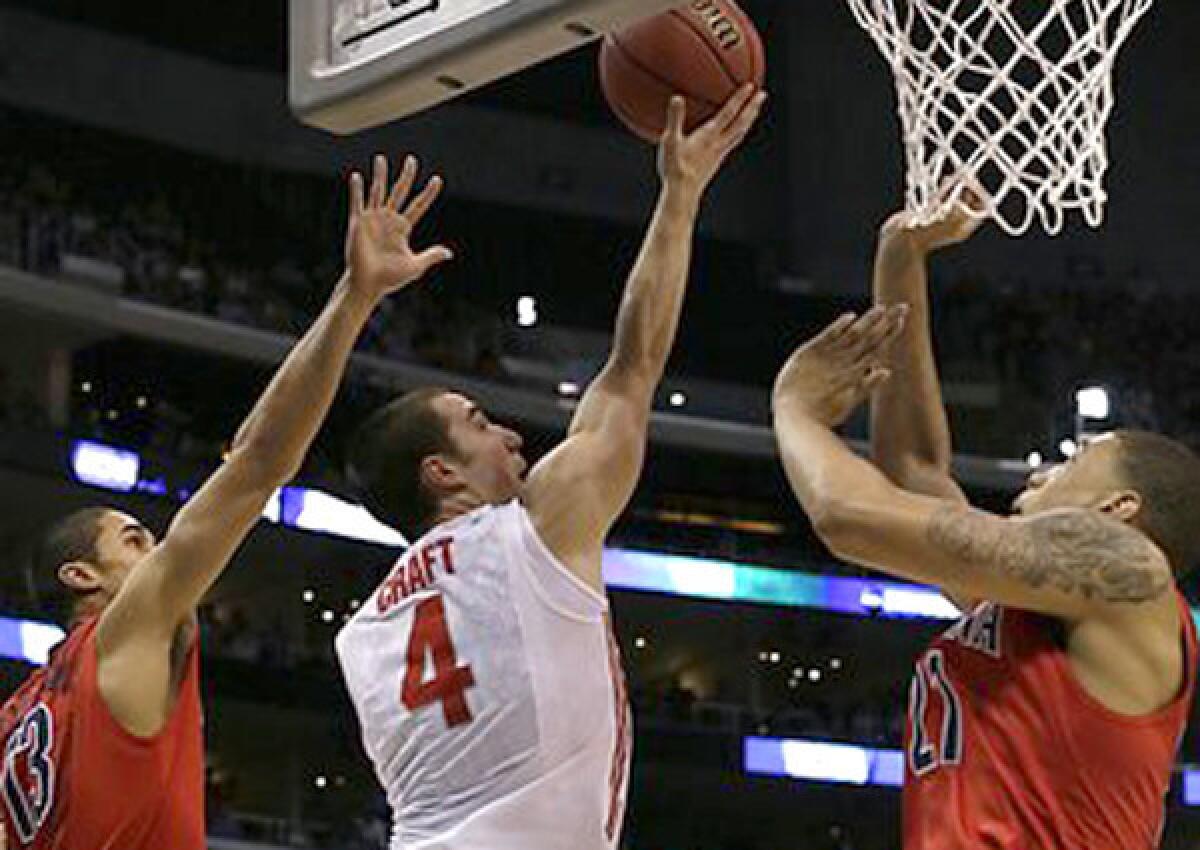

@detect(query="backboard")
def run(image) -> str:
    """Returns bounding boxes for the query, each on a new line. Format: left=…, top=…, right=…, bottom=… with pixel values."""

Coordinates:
left=290, top=0, right=683, bottom=135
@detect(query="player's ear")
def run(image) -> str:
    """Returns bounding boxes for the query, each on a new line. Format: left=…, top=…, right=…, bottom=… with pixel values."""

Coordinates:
left=58, top=561, right=103, bottom=594
left=420, top=454, right=464, bottom=498
left=1096, top=489, right=1141, bottom=523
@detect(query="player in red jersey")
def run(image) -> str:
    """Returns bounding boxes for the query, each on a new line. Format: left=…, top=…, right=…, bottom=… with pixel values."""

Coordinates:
left=0, top=154, right=452, bottom=850
left=771, top=205, right=1199, bottom=848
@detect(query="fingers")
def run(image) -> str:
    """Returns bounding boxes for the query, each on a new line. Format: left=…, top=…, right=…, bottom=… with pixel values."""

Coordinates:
left=413, top=245, right=456, bottom=277
left=813, top=312, right=858, bottom=349
left=387, top=155, right=419, bottom=211
left=664, top=96, right=687, bottom=144
left=862, top=366, right=893, bottom=395
left=723, top=89, right=768, bottom=145
left=349, top=171, right=365, bottom=218
left=852, top=304, right=908, bottom=355
left=959, top=173, right=987, bottom=214
left=821, top=305, right=907, bottom=368
left=403, top=175, right=445, bottom=229
left=352, top=153, right=444, bottom=225
left=369, top=154, right=388, bottom=208
left=708, top=83, right=758, bottom=135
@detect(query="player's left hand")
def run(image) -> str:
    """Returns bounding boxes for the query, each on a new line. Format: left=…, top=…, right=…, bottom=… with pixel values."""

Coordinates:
left=344, top=154, right=455, bottom=301
left=658, top=84, right=767, bottom=198
left=772, top=305, right=908, bottom=427
left=881, top=184, right=986, bottom=256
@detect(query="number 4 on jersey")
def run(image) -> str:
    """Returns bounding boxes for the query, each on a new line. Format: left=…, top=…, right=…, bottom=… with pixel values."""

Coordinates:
left=402, top=595, right=477, bottom=727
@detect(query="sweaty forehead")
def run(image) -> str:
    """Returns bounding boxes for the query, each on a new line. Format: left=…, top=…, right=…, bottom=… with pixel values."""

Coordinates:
left=1070, top=433, right=1124, bottom=479
left=1079, top=432, right=1119, bottom=461
left=435, top=393, right=479, bottom=420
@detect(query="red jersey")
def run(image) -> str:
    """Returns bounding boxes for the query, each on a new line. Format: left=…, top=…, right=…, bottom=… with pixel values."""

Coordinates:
left=904, top=595, right=1196, bottom=850
left=0, top=617, right=206, bottom=850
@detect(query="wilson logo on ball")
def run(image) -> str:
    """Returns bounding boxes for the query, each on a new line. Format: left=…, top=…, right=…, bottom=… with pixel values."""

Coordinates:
left=599, top=0, right=764, bottom=143
left=690, top=0, right=743, bottom=50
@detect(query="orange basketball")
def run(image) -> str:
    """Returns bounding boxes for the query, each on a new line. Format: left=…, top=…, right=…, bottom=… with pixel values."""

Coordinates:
left=599, top=0, right=765, bottom=144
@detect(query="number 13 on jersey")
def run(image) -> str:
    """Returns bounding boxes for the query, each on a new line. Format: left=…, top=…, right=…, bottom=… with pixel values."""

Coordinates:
left=402, top=595, right=477, bottom=727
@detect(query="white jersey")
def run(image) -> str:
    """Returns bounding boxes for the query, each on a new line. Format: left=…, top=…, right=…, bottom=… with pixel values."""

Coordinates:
left=335, top=500, right=632, bottom=850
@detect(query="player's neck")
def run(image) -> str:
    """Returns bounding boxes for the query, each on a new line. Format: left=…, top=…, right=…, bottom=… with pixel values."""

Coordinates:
left=71, top=591, right=110, bottom=626
left=431, top=492, right=487, bottom=529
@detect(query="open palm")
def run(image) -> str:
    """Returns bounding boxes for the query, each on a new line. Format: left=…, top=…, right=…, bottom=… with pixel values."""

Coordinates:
left=345, top=154, right=454, bottom=300
left=773, top=306, right=908, bottom=427
left=658, top=85, right=767, bottom=196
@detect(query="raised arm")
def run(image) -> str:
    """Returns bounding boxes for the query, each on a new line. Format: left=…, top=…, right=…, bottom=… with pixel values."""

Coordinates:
left=524, top=86, right=767, bottom=590
left=869, top=199, right=981, bottom=503
left=95, top=155, right=453, bottom=735
left=772, top=311, right=1172, bottom=622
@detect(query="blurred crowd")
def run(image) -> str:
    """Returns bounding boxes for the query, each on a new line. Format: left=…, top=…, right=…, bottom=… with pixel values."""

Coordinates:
left=0, top=121, right=507, bottom=381
left=936, top=273, right=1200, bottom=447
left=6, top=106, right=1200, bottom=458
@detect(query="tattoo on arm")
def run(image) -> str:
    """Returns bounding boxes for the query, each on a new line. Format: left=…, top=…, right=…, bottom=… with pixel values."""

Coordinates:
left=927, top=507, right=1170, bottom=605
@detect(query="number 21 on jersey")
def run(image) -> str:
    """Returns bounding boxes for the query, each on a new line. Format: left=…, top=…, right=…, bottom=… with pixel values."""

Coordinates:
left=402, top=595, right=477, bottom=727
left=908, top=650, right=963, bottom=776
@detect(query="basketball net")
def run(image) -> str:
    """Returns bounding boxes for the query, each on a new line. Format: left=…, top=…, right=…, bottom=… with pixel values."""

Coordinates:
left=846, top=0, right=1153, bottom=236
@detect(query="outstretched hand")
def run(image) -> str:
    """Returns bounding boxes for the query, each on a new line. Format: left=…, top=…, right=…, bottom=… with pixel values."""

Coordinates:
left=881, top=185, right=986, bottom=255
left=772, top=305, right=909, bottom=428
left=658, top=85, right=767, bottom=199
left=344, top=154, right=454, bottom=301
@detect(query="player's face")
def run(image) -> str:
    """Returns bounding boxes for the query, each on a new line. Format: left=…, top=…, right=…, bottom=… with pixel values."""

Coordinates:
left=432, top=393, right=527, bottom=504
left=1012, top=434, right=1123, bottom=516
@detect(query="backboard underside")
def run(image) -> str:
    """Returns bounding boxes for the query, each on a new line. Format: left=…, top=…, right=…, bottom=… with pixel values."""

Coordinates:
left=291, top=0, right=683, bottom=135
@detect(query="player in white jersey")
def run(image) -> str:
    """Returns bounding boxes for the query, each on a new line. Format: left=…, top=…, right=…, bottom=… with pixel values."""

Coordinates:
left=335, top=85, right=767, bottom=850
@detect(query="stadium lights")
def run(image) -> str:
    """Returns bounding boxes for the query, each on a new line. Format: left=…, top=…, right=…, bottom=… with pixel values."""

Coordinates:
left=64, top=440, right=1200, bottom=631
left=290, top=489, right=406, bottom=546
left=1186, top=770, right=1200, bottom=806
left=302, top=589, right=316, bottom=603
left=70, top=440, right=140, bottom=492
left=745, top=736, right=904, bottom=787
left=669, top=391, right=687, bottom=408
left=557, top=381, right=579, bottom=397
left=746, top=737, right=1200, bottom=805
left=634, top=637, right=647, bottom=650
left=1059, top=438, right=1078, bottom=458
left=516, top=295, right=538, bottom=328
left=1026, top=451, right=1043, bottom=469
left=1075, top=386, right=1110, bottom=420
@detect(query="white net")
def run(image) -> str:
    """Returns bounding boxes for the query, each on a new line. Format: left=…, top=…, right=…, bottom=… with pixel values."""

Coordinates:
left=846, top=0, right=1153, bottom=235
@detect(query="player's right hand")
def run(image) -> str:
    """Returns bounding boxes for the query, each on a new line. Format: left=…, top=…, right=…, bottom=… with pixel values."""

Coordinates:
left=344, top=153, right=455, bottom=301
left=772, top=305, right=908, bottom=428
left=657, top=84, right=767, bottom=200
left=881, top=185, right=986, bottom=255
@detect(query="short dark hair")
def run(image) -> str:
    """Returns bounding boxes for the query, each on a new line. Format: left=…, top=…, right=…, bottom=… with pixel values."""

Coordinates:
left=1113, top=430, right=1200, bottom=579
left=32, top=506, right=111, bottom=626
left=346, top=388, right=457, bottom=540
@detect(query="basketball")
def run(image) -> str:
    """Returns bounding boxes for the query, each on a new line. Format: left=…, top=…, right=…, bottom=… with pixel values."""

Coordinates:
left=599, top=0, right=765, bottom=144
